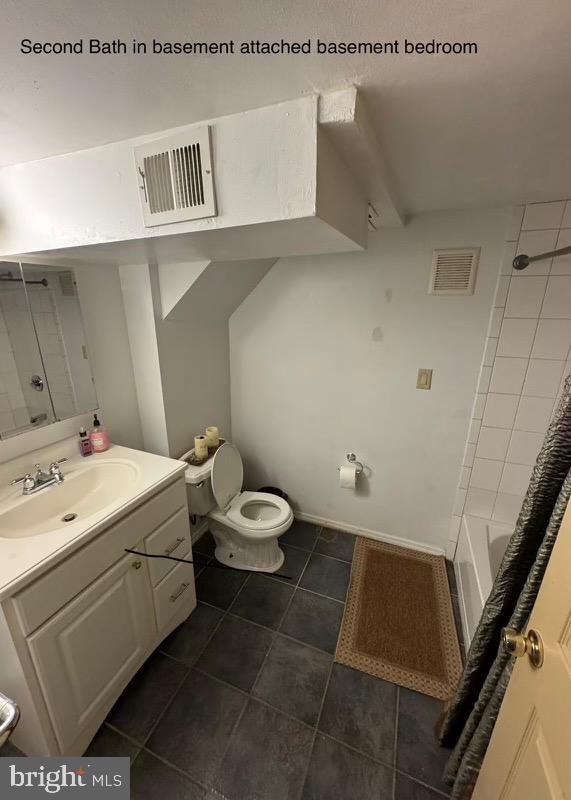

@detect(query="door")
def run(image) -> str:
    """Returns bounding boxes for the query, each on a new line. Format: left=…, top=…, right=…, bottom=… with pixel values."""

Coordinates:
left=28, top=551, right=155, bottom=753
left=472, top=500, right=571, bottom=799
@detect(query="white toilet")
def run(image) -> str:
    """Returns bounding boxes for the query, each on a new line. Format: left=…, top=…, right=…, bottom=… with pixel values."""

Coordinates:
left=183, top=442, right=293, bottom=572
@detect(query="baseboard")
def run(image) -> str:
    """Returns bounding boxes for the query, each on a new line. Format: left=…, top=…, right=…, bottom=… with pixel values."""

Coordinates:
left=294, top=511, right=445, bottom=557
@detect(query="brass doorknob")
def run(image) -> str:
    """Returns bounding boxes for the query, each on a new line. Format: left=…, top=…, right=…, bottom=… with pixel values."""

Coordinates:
left=502, top=628, right=544, bottom=668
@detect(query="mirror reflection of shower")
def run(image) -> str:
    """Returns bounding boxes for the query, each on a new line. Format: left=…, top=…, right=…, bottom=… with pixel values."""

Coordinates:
left=0, top=262, right=98, bottom=439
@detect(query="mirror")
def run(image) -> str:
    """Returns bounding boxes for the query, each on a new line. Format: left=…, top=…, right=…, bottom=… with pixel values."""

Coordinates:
left=0, top=262, right=98, bottom=439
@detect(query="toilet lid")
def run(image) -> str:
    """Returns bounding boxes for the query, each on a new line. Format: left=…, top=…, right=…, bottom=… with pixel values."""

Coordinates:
left=211, top=443, right=244, bottom=511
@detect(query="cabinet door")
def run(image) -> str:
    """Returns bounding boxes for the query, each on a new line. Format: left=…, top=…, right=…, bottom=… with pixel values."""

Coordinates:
left=28, top=551, right=155, bottom=753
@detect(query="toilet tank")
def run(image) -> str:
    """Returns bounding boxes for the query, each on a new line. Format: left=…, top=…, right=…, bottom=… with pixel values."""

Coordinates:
left=182, top=450, right=216, bottom=516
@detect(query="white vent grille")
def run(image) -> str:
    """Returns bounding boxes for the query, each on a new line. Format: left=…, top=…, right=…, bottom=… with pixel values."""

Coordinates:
left=428, top=248, right=480, bottom=295
left=134, top=126, right=216, bottom=227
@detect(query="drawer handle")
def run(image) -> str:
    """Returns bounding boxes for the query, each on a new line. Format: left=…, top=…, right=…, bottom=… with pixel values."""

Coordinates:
left=132, top=560, right=142, bottom=570
left=164, top=536, right=185, bottom=557
left=170, top=582, right=190, bottom=603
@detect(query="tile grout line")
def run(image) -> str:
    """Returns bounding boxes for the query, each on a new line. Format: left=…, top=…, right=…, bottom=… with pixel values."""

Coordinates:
left=141, top=596, right=231, bottom=749
left=393, top=767, right=451, bottom=798
left=392, top=686, right=400, bottom=800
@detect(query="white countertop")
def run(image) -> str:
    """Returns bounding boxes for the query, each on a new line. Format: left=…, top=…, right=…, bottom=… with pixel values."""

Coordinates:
left=0, top=442, right=187, bottom=600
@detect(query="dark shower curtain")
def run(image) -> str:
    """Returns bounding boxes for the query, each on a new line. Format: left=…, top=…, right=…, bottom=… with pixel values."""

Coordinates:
left=439, top=374, right=571, bottom=800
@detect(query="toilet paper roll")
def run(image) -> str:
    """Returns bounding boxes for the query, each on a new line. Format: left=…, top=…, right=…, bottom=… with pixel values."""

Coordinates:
left=339, top=464, right=357, bottom=489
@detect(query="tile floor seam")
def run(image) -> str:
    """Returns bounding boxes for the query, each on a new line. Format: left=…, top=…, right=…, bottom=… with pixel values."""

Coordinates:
left=192, top=665, right=317, bottom=735
left=137, top=743, right=221, bottom=797
left=143, top=607, right=231, bottom=747
left=248, top=626, right=281, bottom=697
left=394, top=767, right=451, bottom=798
left=392, top=687, right=400, bottom=800
left=315, top=730, right=397, bottom=773
left=211, top=685, right=252, bottom=791
left=225, top=570, right=252, bottom=615
left=281, top=538, right=353, bottom=565
left=199, top=565, right=348, bottom=607
left=103, top=721, right=146, bottom=751
left=297, top=654, right=337, bottom=798
left=139, top=663, right=192, bottom=749
left=287, top=583, right=347, bottom=605
left=276, top=627, right=339, bottom=658
left=308, top=549, right=355, bottom=566
left=221, top=603, right=339, bottom=657
left=393, top=686, right=400, bottom=768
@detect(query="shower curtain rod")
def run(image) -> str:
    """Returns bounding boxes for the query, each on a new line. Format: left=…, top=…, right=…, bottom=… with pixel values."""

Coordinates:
left=0, top=272, right=48, bottom=287
left=513, top=244, right=571, bottom=271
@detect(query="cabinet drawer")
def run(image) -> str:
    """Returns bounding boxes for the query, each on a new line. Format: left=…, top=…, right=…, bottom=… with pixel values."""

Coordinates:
left=145, top=508, right=191, bottom=586
left=154, top=560, right=196, bottom=631
left=14, top=478, right=186, bottom=635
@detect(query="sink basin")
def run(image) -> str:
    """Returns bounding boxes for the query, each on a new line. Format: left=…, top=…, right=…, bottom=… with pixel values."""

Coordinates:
left=0, top=460, right=140, bottom=539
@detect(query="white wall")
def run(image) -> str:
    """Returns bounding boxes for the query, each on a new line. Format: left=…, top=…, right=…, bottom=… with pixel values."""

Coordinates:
left=0, top=264, right=142, bottom=464
left=230, top=209, right=508, bottom=553
left=120, top=259, right=276, bottom=460
left=451, top=200, right=571, bottom=544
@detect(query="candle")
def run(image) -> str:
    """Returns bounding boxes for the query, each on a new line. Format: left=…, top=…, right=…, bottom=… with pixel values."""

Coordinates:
left=205, top=426, right=219, bottom=447
left=194, top=435, right=208, bottom=459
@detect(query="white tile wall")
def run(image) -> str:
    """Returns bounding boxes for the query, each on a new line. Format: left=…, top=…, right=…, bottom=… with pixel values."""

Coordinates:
left=521, top=201, right=565, bottom=231
left=497, top=318, right=537, bottom=358
left=451, top=200, right=571, bottom=541
left=482, top=393, right=519, bottom=428
left=522, top=359, right=565, bottom=398
left=531, top=319, right=571, bottom=360
left=475, top=426, right=511, bottom=461
left=505, top=276, right=547, bottom=318
left=489, top=357, right=528, bottom=395
left=506, top=430, right=544, bottom=466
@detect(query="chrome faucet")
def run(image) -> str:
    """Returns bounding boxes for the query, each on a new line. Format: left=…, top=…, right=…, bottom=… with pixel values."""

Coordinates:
left=10, top=459, right=67, bottom=495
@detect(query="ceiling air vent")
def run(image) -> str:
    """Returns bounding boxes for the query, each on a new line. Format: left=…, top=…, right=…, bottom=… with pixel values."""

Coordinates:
left=134, top=126, right=216, bottom=227
left=428, top=248, right=480, bottom=295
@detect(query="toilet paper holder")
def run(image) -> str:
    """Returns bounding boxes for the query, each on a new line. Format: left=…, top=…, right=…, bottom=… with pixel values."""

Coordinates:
left=338, top=453, right=364, bottom=475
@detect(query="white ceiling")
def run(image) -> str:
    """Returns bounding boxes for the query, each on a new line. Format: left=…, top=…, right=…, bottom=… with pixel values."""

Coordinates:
left=2, top=0, right=571, bottom=214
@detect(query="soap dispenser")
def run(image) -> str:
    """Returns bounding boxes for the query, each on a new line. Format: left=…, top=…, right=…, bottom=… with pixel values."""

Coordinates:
left=90, top=413, right=110, bottom=453
left=78, top=426, right=93, bottom=456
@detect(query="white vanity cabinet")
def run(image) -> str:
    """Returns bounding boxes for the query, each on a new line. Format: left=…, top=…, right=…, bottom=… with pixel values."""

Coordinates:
left=0, top=474, right=196, bottom=757
left=27, top=551, right=155, bottom=753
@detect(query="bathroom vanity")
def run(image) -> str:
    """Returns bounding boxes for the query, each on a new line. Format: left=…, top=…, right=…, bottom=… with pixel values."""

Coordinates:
left=0, top=442, right=196, bottom=756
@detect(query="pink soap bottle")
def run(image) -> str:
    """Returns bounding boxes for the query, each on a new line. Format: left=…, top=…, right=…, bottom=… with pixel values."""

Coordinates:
left=90, top=413, right=110, bottom=453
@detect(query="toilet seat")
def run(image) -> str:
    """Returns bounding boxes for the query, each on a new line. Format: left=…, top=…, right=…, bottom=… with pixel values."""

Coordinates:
left=209, top=444, right=293, bottom=538
left=227, top=491, right=291, bottom=531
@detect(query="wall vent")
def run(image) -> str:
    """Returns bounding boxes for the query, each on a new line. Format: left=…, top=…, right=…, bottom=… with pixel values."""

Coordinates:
left=428, top=248, right=480, bottom=295
left=134, top=126, right=216, bottom=227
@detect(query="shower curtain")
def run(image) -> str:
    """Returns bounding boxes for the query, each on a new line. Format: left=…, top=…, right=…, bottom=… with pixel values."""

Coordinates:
left=439, top=374, right=571, bottom=800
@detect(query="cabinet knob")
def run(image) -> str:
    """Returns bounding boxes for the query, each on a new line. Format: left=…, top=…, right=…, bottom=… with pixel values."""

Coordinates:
left=132, top=560, right=142, bottom=570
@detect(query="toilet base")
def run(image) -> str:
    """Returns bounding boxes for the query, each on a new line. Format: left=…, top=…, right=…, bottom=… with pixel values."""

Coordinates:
left=209, top=520, right=285, bottom=573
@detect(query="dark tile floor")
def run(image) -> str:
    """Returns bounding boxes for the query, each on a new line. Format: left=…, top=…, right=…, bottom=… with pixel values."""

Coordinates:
left=2, top=522, right=463, bottom=800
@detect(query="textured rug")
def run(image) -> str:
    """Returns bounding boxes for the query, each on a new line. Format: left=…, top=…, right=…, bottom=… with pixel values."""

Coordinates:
left=336, top=537, right=462, bottom=700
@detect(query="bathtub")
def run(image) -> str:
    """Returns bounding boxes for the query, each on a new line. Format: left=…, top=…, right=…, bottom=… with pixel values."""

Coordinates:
left=454, top=515, right=513, bottom=646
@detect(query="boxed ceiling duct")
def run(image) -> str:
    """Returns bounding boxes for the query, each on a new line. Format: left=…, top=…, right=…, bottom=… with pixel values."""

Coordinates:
left=134, top=126, right=216, bottom=227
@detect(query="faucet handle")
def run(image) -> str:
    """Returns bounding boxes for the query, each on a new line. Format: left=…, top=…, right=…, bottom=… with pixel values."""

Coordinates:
left=49, top=460, right=67, bottom=482
left=9, top=473, right=34, bottom=487
left=23, top=474, right=36, bottom=492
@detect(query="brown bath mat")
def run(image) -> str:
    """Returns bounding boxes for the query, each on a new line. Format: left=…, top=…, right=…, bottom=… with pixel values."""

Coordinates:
left=336, top=538, right=462, bottom=700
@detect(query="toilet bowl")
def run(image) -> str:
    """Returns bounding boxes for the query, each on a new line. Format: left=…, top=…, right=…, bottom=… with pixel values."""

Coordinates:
left=184, top=442, right=293, bottom=572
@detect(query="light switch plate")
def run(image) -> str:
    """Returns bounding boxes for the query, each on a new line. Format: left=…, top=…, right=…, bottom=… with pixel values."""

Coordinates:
left=417, top=368, right=433, bottom=390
